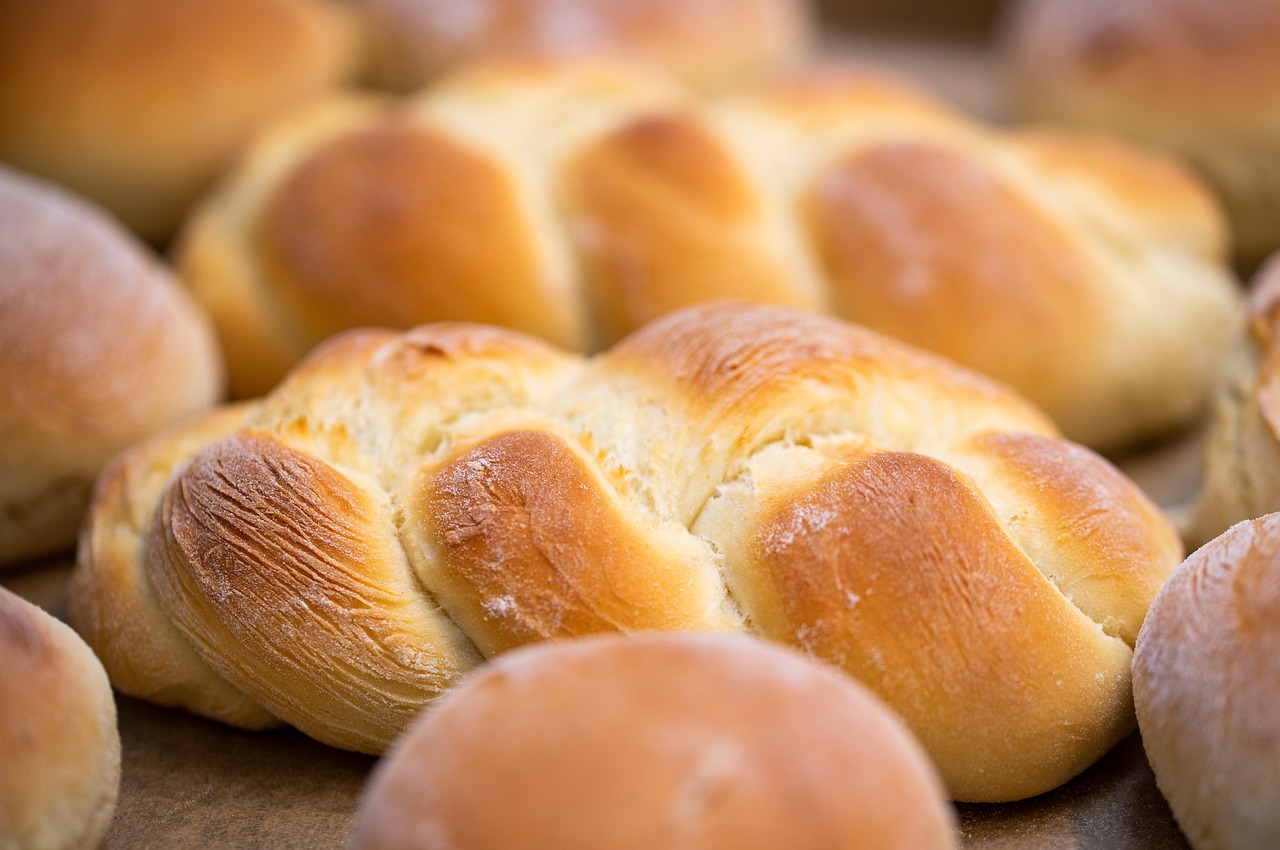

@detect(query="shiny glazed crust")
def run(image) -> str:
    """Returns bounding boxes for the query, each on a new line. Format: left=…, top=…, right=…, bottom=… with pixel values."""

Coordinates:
left=70, top=301, right=1183, bottom=802
left=175, top=60, right=1241, bottom=451
left=0, top=587, right=121, bottom=850
left=351, top=634, right=957, bottom=850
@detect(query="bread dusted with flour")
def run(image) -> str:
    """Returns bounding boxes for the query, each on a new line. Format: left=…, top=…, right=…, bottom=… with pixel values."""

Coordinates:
left=0, top=166, right=224, bottom=567
left=0, top=587, right=121, bottom=850
left=351, top=634, right=957, bottom=850
left=71, top=302, right=1181, bottom=802
left=1134, top=513, right=1280, bottom=850
left=176, top=60, right=1240, bottom=451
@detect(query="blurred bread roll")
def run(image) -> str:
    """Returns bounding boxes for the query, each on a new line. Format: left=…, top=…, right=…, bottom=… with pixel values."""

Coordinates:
left=1004, top=0, right=1280, bottom=267
left=0, top=165, right=224, bottom=566
left=0, top=586, right=121, bottom=850
left=351, top=633, right=956, bottom=850
left=360, top=0, right=812, bottom=93
left=1133, top=512, right=1280, bottom=850
left=0, top=0, right=359, bottom=243
left=176, top=60, right=1242, bottom=451
left=1187, top=254, right=1280, bottom=547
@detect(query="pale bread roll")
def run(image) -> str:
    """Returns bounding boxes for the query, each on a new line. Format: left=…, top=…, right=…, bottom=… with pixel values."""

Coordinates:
left=1004, top=0, right=1280, bottom=267
left=0, top=586, right=121, bottom=850
left=1133, top=512, right=1280, bottom=850
left=0, top=0, right=359, bottom=243
left=351, top=633, right=957, bottom=850
left=360, top=0, right=812, bottom=93
left=71, top=302, right=1183, bottom=802
left=0, top=165, right=224, bottom=567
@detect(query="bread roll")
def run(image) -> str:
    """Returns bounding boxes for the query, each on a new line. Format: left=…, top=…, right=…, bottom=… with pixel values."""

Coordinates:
left=0, top=586, right=121, bottom=850
left=1186, top=254, right=1280, bottom=547
left=1003, top=0, right=1280, bottom=268
left=70, top=301, right=1182, bottom=802
left=176, top=59, right=1241, bottom=451
left=1133, top=512, right=1280, bottom=850
left=360, top=0, right=812, bottom=93
left=0, top=0, right=359, bottom=243
left=0, top=165, right=224, bottom=567
left=351, top=633, right=957, bottom=850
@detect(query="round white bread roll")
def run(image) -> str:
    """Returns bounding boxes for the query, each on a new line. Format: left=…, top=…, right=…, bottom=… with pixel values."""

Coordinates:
left=0, top=0, right=359, bottom=243
left=0, top=165, right=225, bottom=567
left=1003, top=0, right=1280, bottom=267
left=359, top=0, right=812, bottom=93
left=351, top=633, right=957, bottom=850
left=1133, top=512, right=1280, bottom=850
left=0, top=586, right=121, bottom=850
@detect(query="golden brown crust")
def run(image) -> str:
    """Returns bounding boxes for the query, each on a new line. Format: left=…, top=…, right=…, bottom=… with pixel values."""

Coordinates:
left=362, top=0, right=812, bottom=93
left=1134, top=513, right=1280, bottom=850
left=258, top=116, right=578, bottom=347
left=0, top=165, right=224, bottom=566
left=351, top=634, right=956, bottom=850
left=72, top=302, right=1183, bottom=801
left=0, top=587, right=121, bottom=850
left=0, top=0, right=358, bottom=241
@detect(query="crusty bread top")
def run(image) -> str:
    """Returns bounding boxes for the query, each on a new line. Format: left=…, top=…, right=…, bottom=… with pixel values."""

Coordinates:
left=72, top=301, right=1182, bottom=801
left=352, top=633, right=957, bottom=850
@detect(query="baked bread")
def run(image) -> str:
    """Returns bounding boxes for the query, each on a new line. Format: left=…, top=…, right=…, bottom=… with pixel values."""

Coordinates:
left=0, top=0, right=359, bottom=243
left=1003, top=0, right=1280, bottom=268
left=0, top=586, right=121, bottom=850
left=1186, top=254, right=1280, bottom=547
left=69, top=301, right=1182, bottom=802
left=0, top=165, right=224, bottom=567
left=175, top=59, right=1241, bottom=451
left=350, top=633, right=957, bottom=850
left=1133, top=512, right=1280, bottom=850
left=358, top=0, right=812, bottom=93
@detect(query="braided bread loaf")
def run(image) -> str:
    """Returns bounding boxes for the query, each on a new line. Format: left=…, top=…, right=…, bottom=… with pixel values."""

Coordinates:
left=70, top=301, right=1181, bottom=803
left=176, top=60, right=1242, bottom=452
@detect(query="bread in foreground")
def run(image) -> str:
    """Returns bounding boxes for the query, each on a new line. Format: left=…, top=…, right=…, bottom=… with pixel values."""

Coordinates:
left=351, top=633, right=957, bottom=850
left=0, top=165, right=224, bottom=567
left=1133, top=512, right=1280, bottom=850
left=69, top=301, right=1182, bottom=802
left=0, top=587, right=121, bottom=850
left=176, top=59, right=1242, bottom=451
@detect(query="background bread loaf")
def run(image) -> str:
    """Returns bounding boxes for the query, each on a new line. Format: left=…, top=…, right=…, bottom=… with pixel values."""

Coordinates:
left=0, top=166, right=224, bottom=567
left=0, top=0, right=360, bottom=243
left=1002, top=0, right=1280, bottom=269
left=351, top=634, right=957, bottom=850
left=0, top=587, right=121, bottom=850
left=1133, top=513, right=1280, bottom=850
left=70, top=302, right=1182, bottom=803
left=176, top=59, right=1242, bottom=452
left=359, top=0, right=813, bottom=93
